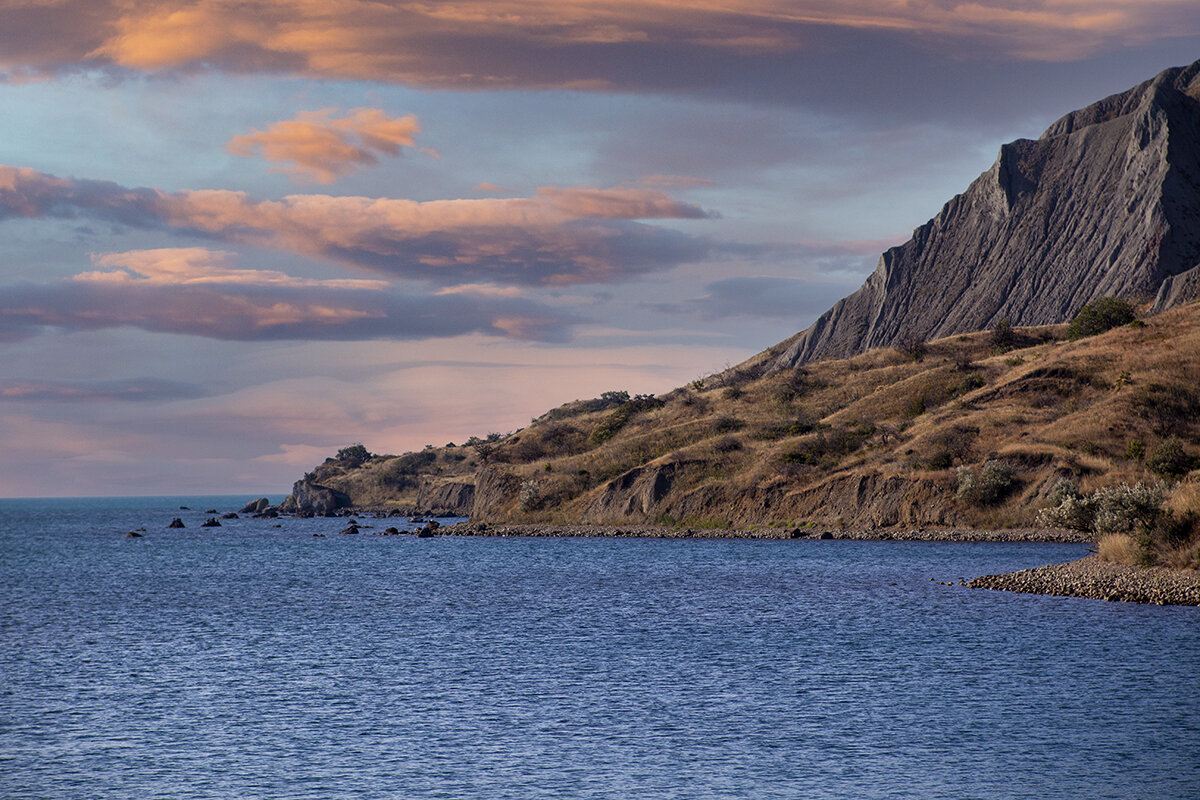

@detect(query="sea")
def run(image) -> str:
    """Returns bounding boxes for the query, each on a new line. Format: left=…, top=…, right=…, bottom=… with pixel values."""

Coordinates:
left=2, top=496, right=1198, bottom=799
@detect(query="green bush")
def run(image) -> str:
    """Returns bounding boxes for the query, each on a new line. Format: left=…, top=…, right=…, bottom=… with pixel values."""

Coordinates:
left=1065, top=297, right=1135, bottom=340
left=335, top=443, right=372, bottom=467
left=955, top=460, right=1017, bottom=504
left=1038, top=480, right=1168, bottom=535
left=1146, top=437, right=1194, bottom=477
left=1125, top=438, right=1145, bottom=462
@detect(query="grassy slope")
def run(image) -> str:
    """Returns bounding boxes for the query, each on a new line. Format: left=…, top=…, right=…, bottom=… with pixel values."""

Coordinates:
left=305, top=303, right=1200, bottom=539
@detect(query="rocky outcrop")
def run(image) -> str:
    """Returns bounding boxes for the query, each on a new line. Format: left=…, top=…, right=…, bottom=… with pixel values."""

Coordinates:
left=771, top=59, right=1200, bottom=370
left=583, top=461, right=690, bottom=519
left=470, top=466, right=520, bottom=521
left=280, top=479, right=350, bottom=516
left=415, top=479, right=475, bottom=516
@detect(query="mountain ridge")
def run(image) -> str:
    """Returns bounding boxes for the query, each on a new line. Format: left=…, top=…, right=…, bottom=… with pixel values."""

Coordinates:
left=769, top=58, right=1200, bottom=370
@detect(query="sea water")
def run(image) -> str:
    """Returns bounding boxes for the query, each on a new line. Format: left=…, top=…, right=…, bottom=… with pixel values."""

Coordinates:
left=1, top=497, right=1198, bottom=799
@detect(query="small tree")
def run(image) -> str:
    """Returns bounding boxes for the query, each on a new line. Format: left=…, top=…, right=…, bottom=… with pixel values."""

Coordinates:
left=467, top=432, right=503, bottom=464
left=335, top=443, right=372, bottom=467
left=1066, top=297, right=1135, bottom=340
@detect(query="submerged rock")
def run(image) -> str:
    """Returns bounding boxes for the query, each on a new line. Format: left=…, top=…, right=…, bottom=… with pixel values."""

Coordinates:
left=167, top=518, right=185, bottom=529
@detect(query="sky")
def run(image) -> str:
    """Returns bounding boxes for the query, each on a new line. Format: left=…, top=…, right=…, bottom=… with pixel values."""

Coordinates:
left=1, top=1, right=1198, bottom=497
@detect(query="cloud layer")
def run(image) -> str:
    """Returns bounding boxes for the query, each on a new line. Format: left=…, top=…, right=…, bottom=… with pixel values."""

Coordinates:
left=0, top=248, right=575, bottom=343
left=2, top=1, right=1194, bottom=88
left=0, top=165, right=713, bottom=285
left=227, top=108, right=425, bottom=183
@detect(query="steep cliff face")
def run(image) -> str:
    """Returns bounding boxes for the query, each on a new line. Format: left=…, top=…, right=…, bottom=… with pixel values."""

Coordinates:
left=771, top=60, right=1200, bottom=370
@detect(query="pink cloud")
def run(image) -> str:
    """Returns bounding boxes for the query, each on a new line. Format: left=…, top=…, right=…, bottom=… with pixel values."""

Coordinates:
left=0, top=248, right=576, bottom=343
left=0, top=165, right=715, bottom=285
left=227, top=107, right=426, bottom=184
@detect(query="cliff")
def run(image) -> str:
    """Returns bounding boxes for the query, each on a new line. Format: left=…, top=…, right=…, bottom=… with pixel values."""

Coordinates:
left=770, top=59, right=1200, bottom=369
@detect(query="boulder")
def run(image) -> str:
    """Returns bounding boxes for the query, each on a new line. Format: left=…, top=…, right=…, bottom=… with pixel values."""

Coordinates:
left=240, top=497, right=271, bottom=514
left=279, top=480, right=350, bottom=516
left=200, top=518, right=221, bottom=528
left=167, top=518, right=185, bottom=528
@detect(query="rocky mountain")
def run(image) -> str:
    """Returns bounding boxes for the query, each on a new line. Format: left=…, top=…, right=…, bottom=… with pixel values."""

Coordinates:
left=770, top=59, right=1200, bottom=369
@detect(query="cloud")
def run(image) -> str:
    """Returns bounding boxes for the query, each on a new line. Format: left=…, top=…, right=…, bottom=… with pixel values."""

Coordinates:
left=0, top=248, right=576, bottom=343
left=658, top=275, right=860, bottom=321
left=0, top=165, right=714, bottom=285
left=227, top=107, right=425, bottom=183
left=1, top=1, right=1194, bottom=88
left=0, top=378, right=207, bottom=403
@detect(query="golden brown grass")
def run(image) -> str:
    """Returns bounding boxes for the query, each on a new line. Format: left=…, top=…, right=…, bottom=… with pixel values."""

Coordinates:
left=1097, top=534, right=1142, bottom=565
left=309, top=303, right=1200, bottom=529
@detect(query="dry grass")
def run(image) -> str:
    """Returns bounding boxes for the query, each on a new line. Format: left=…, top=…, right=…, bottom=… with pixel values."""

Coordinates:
left=307, top=304, right=1200, bottom=529
left=1097, top=534, right=1142, bottom=565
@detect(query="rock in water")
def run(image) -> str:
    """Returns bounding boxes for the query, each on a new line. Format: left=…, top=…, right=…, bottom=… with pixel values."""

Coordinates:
left=167, top=518, right=185, bottom=529
left=770, top=60, right=1200, bottom=370
left=200, top=518, right=221, bottom=528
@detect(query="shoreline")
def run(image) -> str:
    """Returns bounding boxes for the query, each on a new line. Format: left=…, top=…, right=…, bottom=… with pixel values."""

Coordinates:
left=970, top=554, right=1200, bottom=606
left=435, top=521, right=1090, bottom=542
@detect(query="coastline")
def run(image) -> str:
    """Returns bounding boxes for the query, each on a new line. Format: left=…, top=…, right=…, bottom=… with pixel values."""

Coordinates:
left=435, top=521, right=1090, bottom=542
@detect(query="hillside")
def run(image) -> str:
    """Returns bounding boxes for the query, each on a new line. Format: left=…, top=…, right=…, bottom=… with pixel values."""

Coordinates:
left=290, top=301, right=1199, bottom=555
left=770, top=59, right=1200, bottom=368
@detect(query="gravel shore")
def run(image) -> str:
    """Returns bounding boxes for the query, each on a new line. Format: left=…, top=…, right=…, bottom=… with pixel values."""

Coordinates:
left=438, top=521, right=1089, bottom=542
left=970, top=554, right=1200, bottom=606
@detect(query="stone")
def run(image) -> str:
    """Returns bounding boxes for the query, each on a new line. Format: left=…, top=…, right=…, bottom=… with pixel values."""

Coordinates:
left=279, top=480, right=350, bottom=516
left=200, top=518, right=221, bottom=527
left=167, top=518, right=185, bottom=529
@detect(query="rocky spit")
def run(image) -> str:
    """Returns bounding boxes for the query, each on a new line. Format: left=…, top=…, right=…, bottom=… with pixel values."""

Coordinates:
left=970, top=554, right=1200, bottom=606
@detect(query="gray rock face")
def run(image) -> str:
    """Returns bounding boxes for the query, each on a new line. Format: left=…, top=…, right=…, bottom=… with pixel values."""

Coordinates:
left=415, top=480, right=475, bottom=516
left=280, top=480, right=350, bottom=516
left=771, top=60, right=1200, bottom=370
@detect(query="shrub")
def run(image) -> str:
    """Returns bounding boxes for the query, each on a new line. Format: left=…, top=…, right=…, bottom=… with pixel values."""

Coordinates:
left=1133, top=383, right=1200, bottom=437
left=1146, top=437, right=1193, bottom=477
left=518, top=479, right=541, bottom=511
left=956, top=460, right=1017, bottom=504
left=711, top=435, right=743, bottom=454
left=712, top=414, right=744, bottom=434
left=335, top=443, right=372, bottom=467
left=991, top=317, right=1016, bottom=351
left=1065, top=297, right=1135, bottom=340
left=1038, top=480, right=1168, bottom=536
left=896, top=337, right=927, bottom=362
left=588, top=393, right=664, bottom=445
left=723, top=386, right=744, bottom=400
left=1125, top=438, right=1145, bottom=462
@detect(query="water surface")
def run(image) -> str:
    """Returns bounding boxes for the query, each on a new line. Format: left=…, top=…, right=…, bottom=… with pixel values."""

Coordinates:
left=2, top=497, right=1197, bottom=799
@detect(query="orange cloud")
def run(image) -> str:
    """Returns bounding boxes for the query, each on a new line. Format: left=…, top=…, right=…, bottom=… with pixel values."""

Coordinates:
left=78, top=248, right=389, bottom=289
left=227, top=108, right=425, bottom=183
left=1, top=2, right=1194, bottom=84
